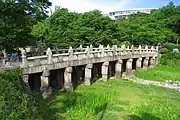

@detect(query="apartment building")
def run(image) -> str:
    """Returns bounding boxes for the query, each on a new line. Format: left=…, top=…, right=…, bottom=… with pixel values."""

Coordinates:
left=108, top=8, right=157, bottom=20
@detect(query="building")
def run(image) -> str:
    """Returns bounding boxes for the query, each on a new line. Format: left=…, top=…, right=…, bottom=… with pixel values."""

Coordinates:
left=109, top=8, right=157, bottom=20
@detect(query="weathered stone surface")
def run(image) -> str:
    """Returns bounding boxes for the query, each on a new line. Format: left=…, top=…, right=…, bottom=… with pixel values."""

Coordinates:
left=63, top=57, right=69, bottom=62
left=143, top=57, right=149, bottom=69
left=40, top=69, right=51, bottom=98
left=46, top=48, right=53, bottom=64
left=115, top=60, right=122, bottom=79
left=58, top=56, right=63, bottom=62
left=126, top=58, right=133, bottom=76
left=40, top=60, right=48, bottom=65
left=52, top=58, right=59, bottom=63
left=136, top=58, right=142, bottom=70
left=84, top=64, right=93, bottom=86
left=101, top=61, right=109, bottom=82
left=64, top=67, right=73, bottom=91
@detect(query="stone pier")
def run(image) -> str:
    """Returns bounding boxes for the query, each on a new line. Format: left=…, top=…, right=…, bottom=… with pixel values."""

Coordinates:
left=102, top=61, right=109, bottom=81
left=115, top=60, right=122, bottom=79
left=136, top=58, right=142, bottom=70
left=84, top=64, right=93, bottom=86
left=64, top=67, right=73, bottom=92
left=143, top=57, right=149, bottom=69
left=150, top=57, right=156, bottom=68
left=126, top=58, right=133, bottom=76
left=40, top=69, right=52, bottom=98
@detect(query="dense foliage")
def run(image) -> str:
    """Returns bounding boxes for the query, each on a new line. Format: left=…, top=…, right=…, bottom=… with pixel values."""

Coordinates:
left=0, top=70, right=34, bottom=119
left=0, top=0, right=51, bottom=51
left=164, top=43, right=180, bottom=51
left=159, top=52, right=180, bottom=66
left=32, top=8, right=119, bottom=48
left=31, top=2, right=180, bottom=48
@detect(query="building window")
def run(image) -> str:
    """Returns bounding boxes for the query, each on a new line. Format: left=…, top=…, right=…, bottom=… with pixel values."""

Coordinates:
left=115, top=16, right=119, bottom=19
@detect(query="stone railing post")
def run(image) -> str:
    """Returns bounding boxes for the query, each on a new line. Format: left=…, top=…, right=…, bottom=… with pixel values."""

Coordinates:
left=115, top=60, right=122, bottom=79
left=21, top=49, right=28, bottom=68
left=138, top=45, right=142, bottom=55
left=85, top=46, right=90, bottom=57
left=156, top=46, right=159, bottom=52
left=131, top=45, right=134, bottom=54
left=68, top=47, right=74, bottom=61
left=145, top=45, right=148, bottom=53
left=84, top=64, right=93, bottom=86
left=90, top=44, right=93, bottom=51
left=126, top=58, right=133, bottom=76
left=101, top=61, right=109, bottom=82
left=79, top=45, right=83, bottom=52
left=46, top=48, right=53, bottom=64
left=40, top=69, right=52, bottom=98
left=107, top=44, right=110, bottom=50
left=2, top=49, right=7, bottom=67
left=100, top=45, right=104, bottom=56
left=113, top=45, right=118, bottom=55
left=143, top=57, right=149, bottom=69
left=136, top=58, right=142, bottom=70
left=151, top=46, right=154, bottom=53
left=64, top=67, right=73, bottom=91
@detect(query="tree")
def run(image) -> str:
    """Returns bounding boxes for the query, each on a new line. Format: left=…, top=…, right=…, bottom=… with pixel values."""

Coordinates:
left=0, top=0, right=51, bottom=51
left=32, top=8, right=119, bottom=48
left=116, top=2, right=179, bottom=45
left=32, top=2, right=180, bottom=47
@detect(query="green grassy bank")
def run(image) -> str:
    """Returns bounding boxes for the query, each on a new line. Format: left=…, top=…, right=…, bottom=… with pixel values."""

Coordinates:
left=134, top=65, right=180, bottom=82
left=37, top=79, right=180, bottom=120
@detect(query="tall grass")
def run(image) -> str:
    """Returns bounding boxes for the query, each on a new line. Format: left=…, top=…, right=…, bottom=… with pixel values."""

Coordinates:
left=39, top=79, right=180, bottom=120
left=134, top=65, right=180, bottom=81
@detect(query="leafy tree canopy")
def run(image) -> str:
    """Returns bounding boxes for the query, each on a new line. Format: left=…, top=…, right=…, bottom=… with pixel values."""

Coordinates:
left=0, top=0, right=51, bottom=51
left=32, top=8, right=119, bottom=48
left=32, top=2, right=180, bottom=48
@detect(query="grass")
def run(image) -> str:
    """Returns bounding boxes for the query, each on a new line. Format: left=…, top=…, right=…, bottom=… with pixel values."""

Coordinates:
left=134, top=65, right=180, bottom=82
left=36, top=79, right=180, bottom=120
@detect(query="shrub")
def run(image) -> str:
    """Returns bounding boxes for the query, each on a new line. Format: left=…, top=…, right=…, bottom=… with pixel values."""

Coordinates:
left=164, top=43, right=180, bottom=51
left=159, top=52, right=180, bottom=66
left=0, top=69, right=35, bottom=119
left=120, top=41, right=131, bottom=47
left=159, top=47, right=169, bottom=54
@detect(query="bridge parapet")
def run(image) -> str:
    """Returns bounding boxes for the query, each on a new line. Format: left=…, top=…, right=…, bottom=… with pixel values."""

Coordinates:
left=22, top=45, right=157, bottom=67
left=0, top=45, right=158, bottom=71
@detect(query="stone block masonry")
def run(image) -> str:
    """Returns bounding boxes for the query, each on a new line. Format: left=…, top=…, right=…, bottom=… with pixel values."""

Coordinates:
left=0, top=45, right=158, bottom=97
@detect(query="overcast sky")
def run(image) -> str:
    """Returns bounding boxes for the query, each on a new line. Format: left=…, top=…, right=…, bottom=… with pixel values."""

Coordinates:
left=49, top=0, right=180, bottom=14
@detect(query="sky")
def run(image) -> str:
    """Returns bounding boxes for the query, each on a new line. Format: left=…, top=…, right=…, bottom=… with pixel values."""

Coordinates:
left=49, top=0, right=180, bottom=14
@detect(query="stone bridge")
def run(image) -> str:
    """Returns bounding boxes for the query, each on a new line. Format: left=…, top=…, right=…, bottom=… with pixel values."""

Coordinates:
left=1, top=45, right=159, bottom=97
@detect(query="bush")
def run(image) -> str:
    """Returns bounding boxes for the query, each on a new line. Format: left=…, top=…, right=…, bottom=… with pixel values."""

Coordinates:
left=0, top=69, right=35, bottom=119
left=159, top=47, right=169, bottom=54
left=164, top=43, right=180, bottom=52
left=120, top=41, right=130, bottom=47
left=159, top=52, right=180, bottom=66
